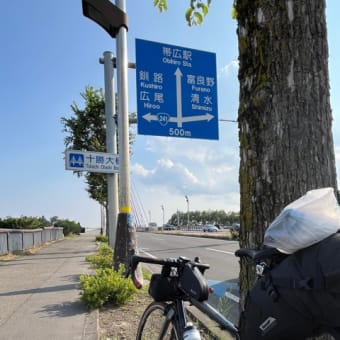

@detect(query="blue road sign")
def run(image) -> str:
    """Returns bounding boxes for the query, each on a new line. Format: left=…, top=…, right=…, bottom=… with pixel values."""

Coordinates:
left=135, top=39, right=219, bottom=140
left=65, top=150, right=119, bottom=173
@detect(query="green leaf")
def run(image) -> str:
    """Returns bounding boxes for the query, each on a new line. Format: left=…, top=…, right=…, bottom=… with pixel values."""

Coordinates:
left=197, top=3, right=209, bottom=16
left=185, top=7, right=193, bottom=25
left=153, top=0, right=167, bottom=12
left=194, top=12, right=203, bottom=25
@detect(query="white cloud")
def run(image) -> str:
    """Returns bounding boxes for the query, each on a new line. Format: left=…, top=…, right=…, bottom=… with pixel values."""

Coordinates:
left=334, top=146, right=340, bottom=186
left=335, top=146, right=340, bottom=160
left=213, top=164, right=234, bottom=174
left=157, top=158, right=174, bottom=169
left=219, top=60, right=239, bottom=78
left=131, top=179, right=240, bottom=227
left=131, top=163, right=152, bottom=177
left=130, top=113, right=240, bottom=226
left=132, top=149, right=238, bottom=197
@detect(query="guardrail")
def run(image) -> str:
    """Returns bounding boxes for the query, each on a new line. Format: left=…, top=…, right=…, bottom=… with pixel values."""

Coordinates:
left=0, top=227, right=64, bottom=255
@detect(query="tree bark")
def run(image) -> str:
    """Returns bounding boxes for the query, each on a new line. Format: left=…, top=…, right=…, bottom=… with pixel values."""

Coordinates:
left=236, top=0, right=337, bottom=300
left=113, top=212, right=138, bottom=271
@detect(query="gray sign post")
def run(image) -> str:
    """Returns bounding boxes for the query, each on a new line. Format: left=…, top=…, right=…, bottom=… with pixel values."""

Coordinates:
left=100, top=51, right=119, bottom=248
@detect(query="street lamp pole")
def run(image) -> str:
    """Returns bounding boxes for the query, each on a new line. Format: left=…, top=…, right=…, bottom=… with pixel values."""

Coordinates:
left=161, top=205, right=164, bottom=230
left=185, top=195, right=189, bottom=229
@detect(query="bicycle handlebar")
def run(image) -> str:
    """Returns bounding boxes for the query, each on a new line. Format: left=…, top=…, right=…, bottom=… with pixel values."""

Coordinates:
left=130, top=254, right=210, bottom=289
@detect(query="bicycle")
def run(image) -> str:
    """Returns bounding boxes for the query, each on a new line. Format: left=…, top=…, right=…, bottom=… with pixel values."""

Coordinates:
left=129, top=247, right=283, bottom=340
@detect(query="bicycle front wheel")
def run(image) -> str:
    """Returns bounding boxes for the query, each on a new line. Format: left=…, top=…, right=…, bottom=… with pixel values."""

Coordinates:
left=136, top=301, right=180, bottom=340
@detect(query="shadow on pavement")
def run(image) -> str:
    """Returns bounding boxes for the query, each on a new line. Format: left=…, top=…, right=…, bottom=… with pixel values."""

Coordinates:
left=0, top=283, right=79, bottom=297
left=36, top=301, right=87, bottom=318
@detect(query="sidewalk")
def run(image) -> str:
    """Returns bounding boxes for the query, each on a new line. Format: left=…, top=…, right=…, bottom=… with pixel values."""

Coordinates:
left=0, top=230, right=99, bottom=340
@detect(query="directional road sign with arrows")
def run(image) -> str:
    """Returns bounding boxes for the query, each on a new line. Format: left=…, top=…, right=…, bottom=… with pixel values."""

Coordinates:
left=135, top=39, right=219, bottom=140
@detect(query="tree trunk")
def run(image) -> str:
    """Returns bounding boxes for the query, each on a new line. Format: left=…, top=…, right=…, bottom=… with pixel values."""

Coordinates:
left=113, top=212, right=138, bottom=271
left=236, top=0, right=337, bottom=300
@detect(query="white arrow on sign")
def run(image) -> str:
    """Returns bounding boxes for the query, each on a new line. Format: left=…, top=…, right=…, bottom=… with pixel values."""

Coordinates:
left=142, top=112, right=214, bottom=124
left=181, top=113, right=214, bottom=122
left=142, top=66, right=215, bottom=128
left=142, top=113, right=159, bottom=122
left=175, top=67, right=183, bottom=128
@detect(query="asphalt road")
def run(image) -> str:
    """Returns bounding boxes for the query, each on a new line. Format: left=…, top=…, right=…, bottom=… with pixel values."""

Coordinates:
left=136, top=231, right=240, bottom=281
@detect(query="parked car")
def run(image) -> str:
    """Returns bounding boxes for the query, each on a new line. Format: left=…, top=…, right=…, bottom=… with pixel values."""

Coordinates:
left=163, top=224, right=177, bottom=230
left=202, top=224, right=219, bottom=232
left=231, top=223, right=240, bottom=230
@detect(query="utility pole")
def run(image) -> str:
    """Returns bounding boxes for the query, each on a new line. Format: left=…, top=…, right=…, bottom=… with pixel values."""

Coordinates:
left=185, top=195, right=190, bottom=229
left=82, top=0, right=138, bottom=271
left=115, top=0, right=130, bottom=214
left=161, top=205, right=164, bottom=230
left=113, top=0, right=138, bottom=270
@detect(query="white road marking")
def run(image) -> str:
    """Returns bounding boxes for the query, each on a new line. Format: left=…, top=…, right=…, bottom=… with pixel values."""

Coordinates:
left=205, top=248, right=235, bottom=255
left=139, top=249, right=156, bottom=258
left=225, top=291, right=240, bottom=303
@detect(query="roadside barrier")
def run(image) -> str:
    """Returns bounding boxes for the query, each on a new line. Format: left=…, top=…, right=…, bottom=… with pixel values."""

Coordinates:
left=0, top=227, right=64, bottom=255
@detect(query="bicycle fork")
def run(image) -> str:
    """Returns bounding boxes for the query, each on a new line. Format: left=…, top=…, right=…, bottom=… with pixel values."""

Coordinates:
left=158, top=304, right=177, bottom=339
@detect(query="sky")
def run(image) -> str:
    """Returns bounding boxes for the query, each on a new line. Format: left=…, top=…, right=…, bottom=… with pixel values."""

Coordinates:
left=0, top=1, right=339, bottom=229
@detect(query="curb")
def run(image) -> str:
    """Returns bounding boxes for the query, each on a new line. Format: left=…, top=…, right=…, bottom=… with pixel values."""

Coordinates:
left=83, top=309, right=99, bottom=340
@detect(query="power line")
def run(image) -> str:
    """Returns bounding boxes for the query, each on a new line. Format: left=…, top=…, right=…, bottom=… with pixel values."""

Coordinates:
left=219, top=118, right=237, bottom=123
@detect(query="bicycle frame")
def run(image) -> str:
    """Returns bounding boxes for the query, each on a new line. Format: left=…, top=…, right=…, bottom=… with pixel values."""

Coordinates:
left=131, top=249, right=340, bottom=339
left=150, top=284, right=240, bottom=339
left=130, top=254, right=240, bottom=339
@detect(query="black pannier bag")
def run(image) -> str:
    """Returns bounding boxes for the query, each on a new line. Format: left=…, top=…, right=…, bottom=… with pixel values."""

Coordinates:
left=239, top=233, right=340, bottom=340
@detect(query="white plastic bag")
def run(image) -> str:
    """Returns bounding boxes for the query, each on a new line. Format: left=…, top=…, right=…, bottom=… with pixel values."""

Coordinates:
left=263, top=188, right=340, bottom=254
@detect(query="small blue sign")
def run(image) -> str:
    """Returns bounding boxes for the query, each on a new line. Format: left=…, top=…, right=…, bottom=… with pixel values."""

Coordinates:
left=135, top=39, right=219, bottom=140
left=69, top=153, right=84, bottom=168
